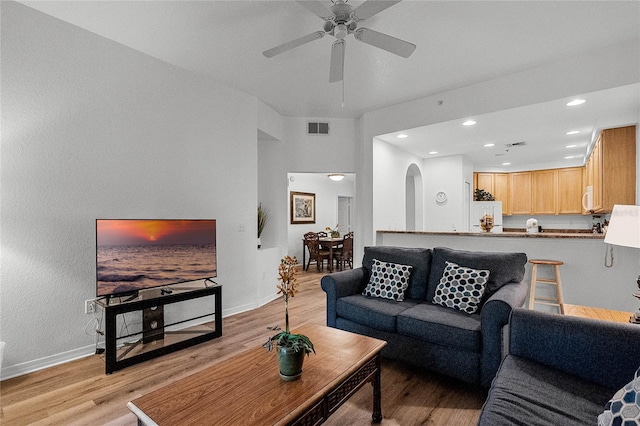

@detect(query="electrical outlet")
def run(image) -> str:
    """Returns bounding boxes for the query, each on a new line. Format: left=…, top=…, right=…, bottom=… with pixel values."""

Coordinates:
left=85, top=299, right=96, bottom=314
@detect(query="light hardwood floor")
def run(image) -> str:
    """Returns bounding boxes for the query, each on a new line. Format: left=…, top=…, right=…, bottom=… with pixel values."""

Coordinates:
left=0, top=269, right=485, bottom=425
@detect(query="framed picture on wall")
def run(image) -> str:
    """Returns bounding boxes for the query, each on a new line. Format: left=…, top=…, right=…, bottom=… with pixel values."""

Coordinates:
left=290, top=191, right=316, bottom=224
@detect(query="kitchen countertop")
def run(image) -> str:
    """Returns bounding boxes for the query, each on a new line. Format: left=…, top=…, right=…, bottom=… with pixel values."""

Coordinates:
left=376, top=230, right=605, bottom=239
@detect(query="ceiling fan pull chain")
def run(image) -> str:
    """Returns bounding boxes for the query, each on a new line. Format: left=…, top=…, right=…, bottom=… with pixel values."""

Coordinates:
left=341, top=78, right=345, bottom=108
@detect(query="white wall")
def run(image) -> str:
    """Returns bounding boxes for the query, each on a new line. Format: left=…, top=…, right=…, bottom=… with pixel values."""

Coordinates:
left=372, top=138, right=424, bottom=232
left=422, top=155, right=473, bottom=232
left=1, top=3, right=260, bottom=377
left=257, top=115, right=358, bottom=264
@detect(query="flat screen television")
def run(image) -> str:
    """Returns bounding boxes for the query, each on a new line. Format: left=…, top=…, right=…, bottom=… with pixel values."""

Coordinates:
left=96, top=219, right=217, bottom=298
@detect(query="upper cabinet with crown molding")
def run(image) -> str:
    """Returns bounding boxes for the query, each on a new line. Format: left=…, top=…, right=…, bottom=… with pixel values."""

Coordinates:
left=585, top=125, right=636, bottom=213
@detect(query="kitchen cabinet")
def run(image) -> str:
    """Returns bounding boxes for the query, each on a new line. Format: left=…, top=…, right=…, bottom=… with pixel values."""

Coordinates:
left=475, top=165, right=591, bottom=216
left=509, top=172, right=532, bottom=215
left=586, top=125, right=636, bottom=213
left=475, top=173, right=493, bottom=195
left=557, top=167, right=583, bottom=214
left=532, top=169, right=557, bottom=215
left=473, top=173, right=510, bottom=213
left=493, top=173, right=510, bottom=213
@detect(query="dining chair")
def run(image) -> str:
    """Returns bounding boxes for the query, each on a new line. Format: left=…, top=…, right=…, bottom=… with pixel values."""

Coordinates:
left=333, top=231, right=353, bottom=271
left=304, top=233, right=331, bottom=272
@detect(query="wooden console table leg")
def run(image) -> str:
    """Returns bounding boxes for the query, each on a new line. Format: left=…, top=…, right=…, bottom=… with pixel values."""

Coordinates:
left=372, top=354, right=383, bottom=423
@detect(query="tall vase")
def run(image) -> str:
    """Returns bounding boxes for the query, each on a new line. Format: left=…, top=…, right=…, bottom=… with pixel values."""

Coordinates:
left=276, top=345, right=305, bottom=381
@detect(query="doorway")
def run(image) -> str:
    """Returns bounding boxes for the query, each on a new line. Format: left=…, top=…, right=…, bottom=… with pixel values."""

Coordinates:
left=338, top=196, right=352, bottom=235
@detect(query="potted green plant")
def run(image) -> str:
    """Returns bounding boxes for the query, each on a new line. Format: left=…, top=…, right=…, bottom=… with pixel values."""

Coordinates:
left=474, top=188, right=496, bottom=201
left=325, top=224, right=340, bottom=238
left=257, top=203, right=269, bottom=248
left=264, top=256, right=315, bottom=380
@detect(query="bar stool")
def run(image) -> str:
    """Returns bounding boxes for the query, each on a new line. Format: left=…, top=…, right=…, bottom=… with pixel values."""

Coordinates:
left=528, top=259, right=565, bottom=314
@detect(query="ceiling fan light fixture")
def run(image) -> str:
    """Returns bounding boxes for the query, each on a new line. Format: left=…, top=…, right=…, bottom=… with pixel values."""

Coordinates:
left=334, top=23, right=348, bottom=39
left=328, top=173, right=346, bottom=181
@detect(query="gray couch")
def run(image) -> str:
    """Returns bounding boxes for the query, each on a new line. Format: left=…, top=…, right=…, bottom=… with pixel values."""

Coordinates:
left=479, top=308, right=640, bottom=426
left=321, top=246, right=528, bottom=387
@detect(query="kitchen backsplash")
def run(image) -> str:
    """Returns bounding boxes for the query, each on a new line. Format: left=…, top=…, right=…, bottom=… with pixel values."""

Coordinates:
left=503, top=214, right=608, bottom=231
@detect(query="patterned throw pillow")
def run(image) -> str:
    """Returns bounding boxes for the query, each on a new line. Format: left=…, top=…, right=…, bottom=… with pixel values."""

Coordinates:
left=362, top=258, right=413, bottom=302
left=598, top=366, right=640, bottom=426
left=432, top=261, right=490, bottom=314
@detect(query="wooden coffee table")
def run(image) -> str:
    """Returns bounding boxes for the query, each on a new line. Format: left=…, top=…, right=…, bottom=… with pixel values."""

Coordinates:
left=127, top=323, right=387, bottom=425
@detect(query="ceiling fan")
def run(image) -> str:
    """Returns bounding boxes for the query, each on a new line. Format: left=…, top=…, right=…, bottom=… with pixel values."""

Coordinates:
left=262, top=0, right=416, bottom=83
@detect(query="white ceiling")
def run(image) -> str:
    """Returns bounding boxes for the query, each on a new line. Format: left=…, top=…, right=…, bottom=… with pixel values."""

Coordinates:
left=20, top=0, right=640, bottom=170
left=377, top=83, right=640, bottom=171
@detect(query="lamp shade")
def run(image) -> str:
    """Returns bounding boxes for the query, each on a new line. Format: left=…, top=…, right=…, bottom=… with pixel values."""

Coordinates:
left=604, top=205, right=640, bottom=249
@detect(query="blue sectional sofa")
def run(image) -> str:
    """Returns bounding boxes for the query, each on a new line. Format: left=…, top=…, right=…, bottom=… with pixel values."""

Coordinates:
left=479, top=308, right=640, bottom=426
left=321, top=246, right=529, bottom=388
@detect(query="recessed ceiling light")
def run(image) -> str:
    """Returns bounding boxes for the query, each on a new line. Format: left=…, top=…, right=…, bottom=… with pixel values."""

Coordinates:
left=564, top=156, right=575, bottom=159
left=565, top=130, right=580, bottom=135
left=566, top=99, right=585, bottom=107
left=397, top=133, right=408, bottom=139
left=428, top=151, right=438, bottom=155
left=462, top=120, right=477, bottom=126
left=502, top=162, right=511, bottom=166
left=484, top=143, right=495, bottom=147
left=565, top=144, right=577, bottom=148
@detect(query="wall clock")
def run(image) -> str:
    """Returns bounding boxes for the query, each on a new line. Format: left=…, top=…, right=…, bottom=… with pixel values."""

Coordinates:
left=435, top=191, right=447, bottom=203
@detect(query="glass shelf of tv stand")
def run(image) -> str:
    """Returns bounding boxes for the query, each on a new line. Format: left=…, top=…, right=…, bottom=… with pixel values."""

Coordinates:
left=97, top=279, right=222, bottom=374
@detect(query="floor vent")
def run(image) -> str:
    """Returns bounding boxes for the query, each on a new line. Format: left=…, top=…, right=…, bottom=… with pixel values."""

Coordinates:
left=308, top=122, right=329, bottom=135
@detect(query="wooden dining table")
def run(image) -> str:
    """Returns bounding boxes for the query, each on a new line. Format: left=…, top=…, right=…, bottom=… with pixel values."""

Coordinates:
left=319, top=236, right=343, bottom=272
left=302, top=235, right=344, bottom=273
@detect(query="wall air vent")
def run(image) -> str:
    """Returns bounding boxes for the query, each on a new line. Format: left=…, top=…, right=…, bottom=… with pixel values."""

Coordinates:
left=505, top=141, right=527, bottom=148
left=308, top=122, right=329, bottom=135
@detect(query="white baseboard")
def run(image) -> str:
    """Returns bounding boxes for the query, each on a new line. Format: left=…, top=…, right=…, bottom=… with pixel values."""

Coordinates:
left=1, top=345, right=95, bottom=381
left=258, top=292, right=279, bottom=308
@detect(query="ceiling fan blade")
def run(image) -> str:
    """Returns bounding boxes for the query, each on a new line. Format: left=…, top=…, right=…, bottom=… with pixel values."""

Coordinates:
left=296, top=0, right=334, bottom=20
left=263, top=31, right=326, bottom=58
left=354, top=28, right=416, bottom=58
left=329, top=40, right=345, bottom=83
left=352, top=0, right=402, bottom=21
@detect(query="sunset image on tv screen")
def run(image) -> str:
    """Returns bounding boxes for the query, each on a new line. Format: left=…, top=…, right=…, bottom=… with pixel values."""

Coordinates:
left=96, top=220, right=217, bottom=297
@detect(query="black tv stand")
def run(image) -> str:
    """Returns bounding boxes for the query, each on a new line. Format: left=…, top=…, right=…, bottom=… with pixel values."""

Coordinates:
left=98, top=282, right=222, bottom=374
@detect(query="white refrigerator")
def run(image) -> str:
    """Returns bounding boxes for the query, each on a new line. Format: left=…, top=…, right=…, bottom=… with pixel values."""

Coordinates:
left=470, top=201, right=503, bottom=233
